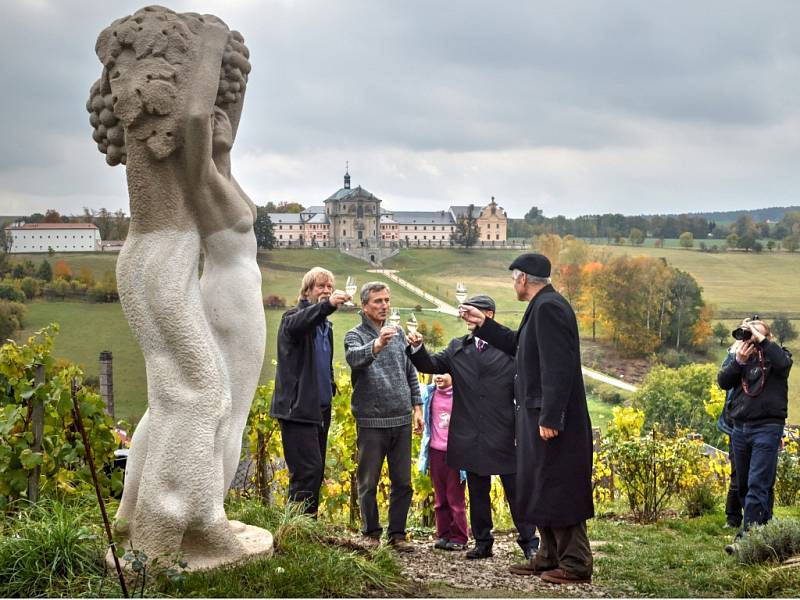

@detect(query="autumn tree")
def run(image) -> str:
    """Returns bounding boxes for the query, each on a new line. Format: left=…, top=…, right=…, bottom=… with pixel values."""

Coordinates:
left=577, top=261, right=604, bottom=342
left=628, top=227, right=645, bottom=245
left=53, top=260, right=72, bottom=280
left=534, top=233, right=562, bottom=268
left=77, top=266, right=95, bottom=286
left=429, top=322, right=445, bottom=349
left=43, top=209, right=63, bottom=223
left=678, top=231, right=694, bottom=248
left=556, top=237, right=589, bottom=304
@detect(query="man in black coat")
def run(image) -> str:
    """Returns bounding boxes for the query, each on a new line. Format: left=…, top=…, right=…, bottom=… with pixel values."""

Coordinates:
left=406, top=295, right=538, bottom=560
left=270, top=267, right=350, bottom=515
left=460, top=254, right=594, bottom=585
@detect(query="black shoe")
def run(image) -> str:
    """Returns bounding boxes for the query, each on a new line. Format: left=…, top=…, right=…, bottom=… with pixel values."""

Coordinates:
left=444, top=541, right=466, bottom=551
left=433, top=538, right=450, bottom=550
left=466, top=545, right=493, bottom=559
left=724, top=542, right=738, bottom=555
left=723, top=521, right=741, bottom=529
left=524, top=547, right=538, bottom=560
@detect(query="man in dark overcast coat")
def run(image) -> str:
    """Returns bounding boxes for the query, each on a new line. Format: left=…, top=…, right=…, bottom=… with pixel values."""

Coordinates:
left=460, top=253, right=594, bottom=585
left=406, top=294, right=538, bottom=560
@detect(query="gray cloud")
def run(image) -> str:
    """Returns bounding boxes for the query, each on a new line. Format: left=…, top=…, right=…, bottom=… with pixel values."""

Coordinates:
left=1, top=0, right=799, bottom=218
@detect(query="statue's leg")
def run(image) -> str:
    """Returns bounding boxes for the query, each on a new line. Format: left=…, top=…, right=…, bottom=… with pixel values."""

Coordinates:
left=117, top=231, right=242, bottom=562
left=199, top=231, right=266, bottom=494
left=113, top=409, right=149, bottom=532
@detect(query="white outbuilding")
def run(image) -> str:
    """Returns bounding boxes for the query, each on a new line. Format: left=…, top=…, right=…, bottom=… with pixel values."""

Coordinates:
left=4, top=222, right=102, bottom=253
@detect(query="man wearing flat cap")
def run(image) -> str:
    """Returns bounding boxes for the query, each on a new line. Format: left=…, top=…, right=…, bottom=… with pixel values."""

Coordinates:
left=407, top=295, right=538, bottom=561
left=460, top=253, right=594, bottom=585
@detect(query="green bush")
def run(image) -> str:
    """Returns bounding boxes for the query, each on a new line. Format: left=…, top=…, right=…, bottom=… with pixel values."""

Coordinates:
left=0, top=300, right=26, bottom=340
left=683, top=480, right=719, bottom=517
left=0, top=282, right=25, bottom=303
left=633, top=363, right=725, bottom=449
left=776, top=447, right=800, bottom=507
left=0, top=325, right=121, bottom=509
left=734, top=519, right=800, bottom=564
left=19, top=276, right=39, bottom=300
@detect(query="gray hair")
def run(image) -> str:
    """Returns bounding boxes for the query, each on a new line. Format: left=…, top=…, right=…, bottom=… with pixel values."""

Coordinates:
left=360, top=281, right=390, bottom=305
left=512, top=269, right=551, bottom=286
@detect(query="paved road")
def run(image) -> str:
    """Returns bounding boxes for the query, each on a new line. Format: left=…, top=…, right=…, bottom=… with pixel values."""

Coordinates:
left=369, top=269, right=639, bottom=394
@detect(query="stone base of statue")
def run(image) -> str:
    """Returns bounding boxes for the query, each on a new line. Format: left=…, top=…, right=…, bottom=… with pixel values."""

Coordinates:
left=106, top=521, right=273, bottom=572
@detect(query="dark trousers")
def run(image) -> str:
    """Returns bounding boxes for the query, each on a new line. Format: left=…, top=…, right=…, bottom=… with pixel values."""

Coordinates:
left=534, top=522, right=593, bottom=578
left=357, top=424, right=413, bottom=540
left=731, top=423, right=783, bottom=529
left=466, top=471, right=538, bottom=552
left=430, top=449, right=468, bottom=544
left=279, top=406, right=331, bottom=515
left=725, top=436, right=743, bottom=527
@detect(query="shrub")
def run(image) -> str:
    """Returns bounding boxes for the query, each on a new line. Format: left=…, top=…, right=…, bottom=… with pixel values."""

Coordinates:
left=0, top=326, right=121, bottom=509
left=263, top=294, right=287, bottom=309
left=36, top=260, right=52, bottom=283
left=0, top=282, right=25, bottom=303
left=43, top=277, right=70, bottom=300
left=0, top=300, right=27, bottom=340
left=734, top=519, right=800, bottom=564
left=602, top=407, right=706, bottom=522
left=683, top=480, right=719, bottom=517
left=19, top=276, right=39, bottom=300
left=633, top=363, right=726, bottom=449
left=775, top=440, right=800, bottom=506
left=414, top=304, right=423, bottom=312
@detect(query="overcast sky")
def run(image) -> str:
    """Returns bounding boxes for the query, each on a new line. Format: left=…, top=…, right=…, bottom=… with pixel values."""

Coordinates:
left=1, top=1, right=799, bottom=219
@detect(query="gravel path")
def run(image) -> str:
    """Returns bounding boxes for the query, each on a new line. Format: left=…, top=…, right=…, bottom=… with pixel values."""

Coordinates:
left=381, top=531, right=609, bottom=597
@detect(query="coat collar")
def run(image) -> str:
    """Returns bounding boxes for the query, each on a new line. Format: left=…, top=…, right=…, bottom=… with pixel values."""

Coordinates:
left=518, top=284, right=555, bottom=331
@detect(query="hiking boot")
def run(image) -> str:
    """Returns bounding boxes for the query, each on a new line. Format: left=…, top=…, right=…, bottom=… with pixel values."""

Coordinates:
left=362, top=535, right=381, bottom=548
left=509, top=559, right=554, bottom=576
left=433, top=537, right=450, bottom=550
left=387, top=537, right=414, bottom=553
left=465, top=544, right=493, bottom=559
left=540, top=568, right=592, bottom=585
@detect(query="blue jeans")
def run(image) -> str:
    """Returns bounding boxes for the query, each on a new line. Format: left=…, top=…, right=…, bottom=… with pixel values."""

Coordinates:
left=731, top=423, right=783, bottom=529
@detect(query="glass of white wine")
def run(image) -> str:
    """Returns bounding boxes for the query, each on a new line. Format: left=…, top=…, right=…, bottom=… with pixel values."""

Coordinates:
left=388, top=307, right=401, bottom=328
left=405, top=312, right=418, bottom=334
left=455, top=282, right=467, bottom=304
left=345, top=276, right=356, bottom=306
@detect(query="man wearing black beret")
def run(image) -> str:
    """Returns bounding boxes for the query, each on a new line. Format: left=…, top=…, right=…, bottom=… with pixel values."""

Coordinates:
left=460, top=253, right=594, bottom=584
left=407, top=295, right=538, bottom=561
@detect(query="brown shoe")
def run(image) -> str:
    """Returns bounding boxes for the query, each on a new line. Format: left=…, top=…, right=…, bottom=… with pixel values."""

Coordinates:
left=509, top=559, right=555, bottom=576
left=387, top=537, right=414, bottom=553
left=540, top=568, right=591, bottom=585
left=362, top=535, right=381, bottom=548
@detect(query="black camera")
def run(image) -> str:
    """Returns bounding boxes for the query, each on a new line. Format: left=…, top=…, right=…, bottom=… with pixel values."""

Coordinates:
left=732, top=315, right=760, bottom=341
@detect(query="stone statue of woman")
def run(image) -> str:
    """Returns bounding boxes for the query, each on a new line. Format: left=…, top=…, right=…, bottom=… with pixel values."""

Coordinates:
left=87, top=6, right=269, bottom=569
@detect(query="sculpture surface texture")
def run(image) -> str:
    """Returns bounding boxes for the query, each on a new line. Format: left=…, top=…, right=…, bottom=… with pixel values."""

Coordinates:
left=88, top=5, right=270, bottom=569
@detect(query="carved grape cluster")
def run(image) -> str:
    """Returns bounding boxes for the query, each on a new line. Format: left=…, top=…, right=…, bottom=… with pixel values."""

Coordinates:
left=87, top=80, right=127, bottom=166
left=217, top=31, right=251, bottom=109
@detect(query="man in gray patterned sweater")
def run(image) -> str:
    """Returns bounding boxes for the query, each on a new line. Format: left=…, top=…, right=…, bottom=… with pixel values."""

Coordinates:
left=345, top=281, right=423, bottom=552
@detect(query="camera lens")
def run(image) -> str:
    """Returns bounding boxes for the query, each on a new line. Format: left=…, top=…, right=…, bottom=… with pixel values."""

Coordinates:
left=732, top=327, right=752, bottom=341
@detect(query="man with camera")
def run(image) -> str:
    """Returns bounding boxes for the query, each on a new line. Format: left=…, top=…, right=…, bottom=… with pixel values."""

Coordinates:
left=718, top=318, right=792, bottom=546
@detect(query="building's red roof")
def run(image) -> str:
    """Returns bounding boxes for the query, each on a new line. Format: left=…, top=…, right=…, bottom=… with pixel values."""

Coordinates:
left=5, top=222, right=99, bottom=230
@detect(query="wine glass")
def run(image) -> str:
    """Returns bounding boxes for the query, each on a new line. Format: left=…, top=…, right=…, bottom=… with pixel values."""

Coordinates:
left=455, top=282, right=467, bottom=304
left=388, top=307, right=401, bottom=328
left=345, top=276, right=356, bottom=306
left=405, top=313, right=418, bottom=334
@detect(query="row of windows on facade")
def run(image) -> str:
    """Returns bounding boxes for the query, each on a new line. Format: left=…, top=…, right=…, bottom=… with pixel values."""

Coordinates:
left=17, top=246, right=93, bottom=250
left=277, top=233, right=502, bottom=241
left=16, top=234, right=91, bottom=239
left=276, top=223, right=502, bottom=231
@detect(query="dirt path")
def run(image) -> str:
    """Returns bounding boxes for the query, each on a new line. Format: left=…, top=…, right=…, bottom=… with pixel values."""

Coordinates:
left=392, top=533, right=610, bottom=597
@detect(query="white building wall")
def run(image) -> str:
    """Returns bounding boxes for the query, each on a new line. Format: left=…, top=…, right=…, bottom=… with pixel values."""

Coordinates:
left=9, top=229, right=101, bottom=253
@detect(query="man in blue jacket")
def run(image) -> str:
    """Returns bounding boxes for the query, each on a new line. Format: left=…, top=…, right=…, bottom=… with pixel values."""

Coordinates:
left=270, top=267, right=350, bottom=516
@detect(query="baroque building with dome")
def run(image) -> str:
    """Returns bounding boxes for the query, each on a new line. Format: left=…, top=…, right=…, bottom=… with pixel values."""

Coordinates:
left=269, top=170, right=508, bottom=251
